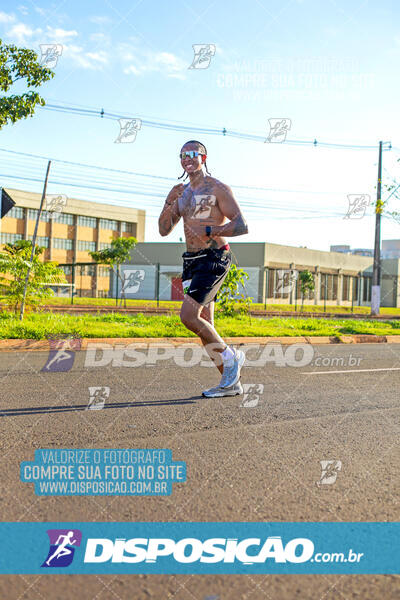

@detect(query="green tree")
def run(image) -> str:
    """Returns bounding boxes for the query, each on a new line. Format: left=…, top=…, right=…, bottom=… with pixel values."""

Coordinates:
left=0, top=240, right=66, bottom=313
left=298, top=269, right=315, bottom=311
left=90, top=237, right=137, bottom=307
left=215, top=263, right=253, bottom=317
left=0, top=39, right=54, bottom=129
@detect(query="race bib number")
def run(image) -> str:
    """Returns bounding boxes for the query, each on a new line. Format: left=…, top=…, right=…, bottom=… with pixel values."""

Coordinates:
left=182, top=279, right=191, bottom=295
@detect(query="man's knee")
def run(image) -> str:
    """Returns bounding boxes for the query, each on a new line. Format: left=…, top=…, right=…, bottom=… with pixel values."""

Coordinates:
left=180, top=304, right=198, bottom=328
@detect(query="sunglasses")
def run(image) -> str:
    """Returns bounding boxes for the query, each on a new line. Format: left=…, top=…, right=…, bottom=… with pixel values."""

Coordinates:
left=179, top=151, right=205, bottom=159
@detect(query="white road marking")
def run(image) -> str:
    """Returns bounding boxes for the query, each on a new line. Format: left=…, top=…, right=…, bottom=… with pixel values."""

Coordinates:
left=303, top=367, right=400, bottom=375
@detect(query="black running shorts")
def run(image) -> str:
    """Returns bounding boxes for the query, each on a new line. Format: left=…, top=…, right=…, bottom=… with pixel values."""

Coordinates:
left=181, top=247, right=232, bottom=305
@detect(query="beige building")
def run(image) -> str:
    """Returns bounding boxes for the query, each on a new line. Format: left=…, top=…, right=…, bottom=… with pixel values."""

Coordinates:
left=115, top=241, right=400, bottom=308
left=0, top=188, right=145, bottom=297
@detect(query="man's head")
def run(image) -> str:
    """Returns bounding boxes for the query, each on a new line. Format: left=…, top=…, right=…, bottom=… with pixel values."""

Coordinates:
left=178, top=140, right=210, bottom=179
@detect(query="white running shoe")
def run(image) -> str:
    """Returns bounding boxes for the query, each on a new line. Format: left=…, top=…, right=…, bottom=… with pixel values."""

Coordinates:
left=219, top=348, right=245, bottom=388
left=202, top=381, right=243, bottom=398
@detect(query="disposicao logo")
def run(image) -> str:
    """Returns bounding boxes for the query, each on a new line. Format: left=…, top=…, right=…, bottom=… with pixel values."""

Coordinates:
left=83, top=536, right=314, bottom=564
left=42, top=529, right=82, bottom=568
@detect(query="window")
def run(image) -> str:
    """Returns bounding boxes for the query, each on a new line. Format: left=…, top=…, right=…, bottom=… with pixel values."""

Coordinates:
left=77, top=240, right=96, bottom=252
left=354, top=277, right=359, bottom=302
left=0, top=233, right=23, bottom=244
left=78, top=265, right=96, bottom=276
left=61, top=265, right=72, bottom=275
left=28, top=208, right=50, bottom=222
left=99, top=218, right=118, bottom=230
left=363, top=277, right=372, bottom=302
left=26, top=235, right=47, bottom=247
left=320, top=274, right=337, bottom=301
left=99, top=242, right=111, bottom=250
left=98, top=266, right=111, bottom=277
left=123, top=222, right=134, bottom=232
left=53, top=238, right=73, bottom=250
left=55, top=212, right=74, bottom=225
left=8, top=206, right=24, bottom=219
left=28, top=235, right=49, bottom=248
left=342, top=275, right=349, bottom=301
left=77, top=216, right=97, bottom=228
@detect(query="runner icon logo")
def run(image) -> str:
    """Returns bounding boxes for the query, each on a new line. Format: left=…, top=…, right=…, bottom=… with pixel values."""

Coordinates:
left=87, top=386, right=110, bottom=410
left=240, top=383, right=264, bottom=407
left=122, top=269, right=145, bottom=294
left=41, top=336, right=82, bottom=372
left=316, top=460, right=342, bottom=487
left=39, top=44, right=63, bottom=68
left=41, top=529, right=82, bottom=568
left=188, top=44, right=216, bottom=70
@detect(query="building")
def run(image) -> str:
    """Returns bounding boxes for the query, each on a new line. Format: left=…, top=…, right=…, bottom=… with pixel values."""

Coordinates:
left=330, top=245, right=351, bottom=254
left=0, top=188, right=146, bottom=297
left=330, top=244, right=374, bottom=257
left=382, top=239, right=400, bottom=259
left=111, top=241, right=400, bottom=308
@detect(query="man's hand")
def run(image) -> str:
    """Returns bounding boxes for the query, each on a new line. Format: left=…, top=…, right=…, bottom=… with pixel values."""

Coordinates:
left=159, top=185, right=183, bottom=236
left=165, top=183, right=185, bottom=205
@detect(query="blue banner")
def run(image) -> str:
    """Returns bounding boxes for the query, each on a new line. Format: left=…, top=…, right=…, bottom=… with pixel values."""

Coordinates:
left=0, top=522, right=398, bottom=574
left=20, top=449, right=186, bottom=496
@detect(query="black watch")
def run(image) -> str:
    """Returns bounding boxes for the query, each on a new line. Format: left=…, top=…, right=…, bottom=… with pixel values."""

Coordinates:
left=205, top=225, right=212, bottom=237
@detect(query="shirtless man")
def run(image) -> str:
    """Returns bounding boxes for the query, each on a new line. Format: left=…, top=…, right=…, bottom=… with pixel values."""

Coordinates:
left=158, top=140, right=248, bottom=397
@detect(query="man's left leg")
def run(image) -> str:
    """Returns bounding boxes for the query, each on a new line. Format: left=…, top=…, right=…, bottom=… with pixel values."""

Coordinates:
left=180, top=295, right=244, bottom=391
left=200, top=301, right=223, bottom=375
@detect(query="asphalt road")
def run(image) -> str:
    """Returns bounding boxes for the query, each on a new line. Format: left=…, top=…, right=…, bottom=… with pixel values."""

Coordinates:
left=0, top=343, right=399, bottom=599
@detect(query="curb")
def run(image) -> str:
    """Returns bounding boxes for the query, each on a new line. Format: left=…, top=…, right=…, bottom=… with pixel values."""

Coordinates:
left=0, top=335, right=400, bottom=352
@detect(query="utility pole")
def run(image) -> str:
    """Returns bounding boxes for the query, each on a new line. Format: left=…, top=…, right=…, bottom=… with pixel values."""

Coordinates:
left=370, top=140, right=393, bottom=314
left=371, top=142, right=383, bottom=315
left=19, top=161, right=51, bottom=320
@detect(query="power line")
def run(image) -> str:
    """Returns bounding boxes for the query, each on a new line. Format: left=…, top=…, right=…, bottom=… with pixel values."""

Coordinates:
left=1, top=172, right=346, bottom=219
left=0, top=147, right=359, bottom=197
left=41, top=102, right=385, bottom=151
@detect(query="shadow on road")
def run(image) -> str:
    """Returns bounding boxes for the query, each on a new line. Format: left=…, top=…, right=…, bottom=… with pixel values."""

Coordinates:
left=0, top=398, right=197, bottom=417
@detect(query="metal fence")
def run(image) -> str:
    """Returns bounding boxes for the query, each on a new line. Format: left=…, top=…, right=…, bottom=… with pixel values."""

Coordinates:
left=52, top=263, right=387, bottom=308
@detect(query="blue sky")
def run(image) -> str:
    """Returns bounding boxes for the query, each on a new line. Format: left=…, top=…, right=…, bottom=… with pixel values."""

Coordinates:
left=1, top=0, right=400, bottom=251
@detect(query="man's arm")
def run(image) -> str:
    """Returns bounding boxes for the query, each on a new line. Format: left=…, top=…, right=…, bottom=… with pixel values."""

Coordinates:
left=158, top=185, right=183, bottom=237
left=210, top=184, right=248, bottom=237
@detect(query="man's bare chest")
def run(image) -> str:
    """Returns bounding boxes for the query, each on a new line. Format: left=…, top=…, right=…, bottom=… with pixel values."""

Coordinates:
left=179, top=185, right=222, bottom=222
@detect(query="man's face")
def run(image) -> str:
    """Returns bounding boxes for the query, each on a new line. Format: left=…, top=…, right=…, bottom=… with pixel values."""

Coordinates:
left=180, top=143, right=204, bottom=175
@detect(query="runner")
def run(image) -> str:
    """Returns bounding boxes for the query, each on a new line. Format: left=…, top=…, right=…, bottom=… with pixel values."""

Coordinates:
left=158, top=140, right=249, bottom=397
left=45, top=531, right=77, bottom=566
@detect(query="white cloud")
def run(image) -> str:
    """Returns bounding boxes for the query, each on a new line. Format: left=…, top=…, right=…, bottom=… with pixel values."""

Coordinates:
left=124, top=64, right=141, bottom=76
left=18, top=6, right=29, bottom=16
left=34, top=7, right=47, bottom=17
left=86, top=51, right=108, bottom=65
left=6, top=22, right=42, bottom=43
left=63, top=44, right=109, bottom=69
left=89, top=32, right=110, bottom=44
left=46, top=26, right=78, bottom=40
left=89, top=15, right=112, bottom=25
left=0, top=11, right=15, bottom=23
left=123, top=50, right=187, bottom=79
